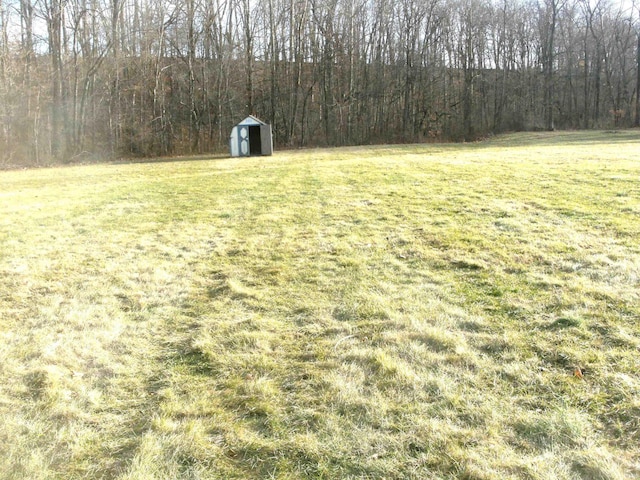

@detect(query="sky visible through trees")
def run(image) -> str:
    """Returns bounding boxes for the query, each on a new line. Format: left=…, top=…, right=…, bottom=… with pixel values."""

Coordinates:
left=0, top=0, right=639, bottom=164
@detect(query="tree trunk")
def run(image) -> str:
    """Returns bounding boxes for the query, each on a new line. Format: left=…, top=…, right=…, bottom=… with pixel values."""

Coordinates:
left=241, top=0, right=253, bottom=115
left=542, top=0, right=558, bottom=131
left=635, top=29, right=640, bottom=127
left=186, top=0, right=199, bottom=151
left=0, top=0, right=7, bottom=160
left=110, top=0, right=121, bottom=155
left=47, top=0, right=66, bottom=160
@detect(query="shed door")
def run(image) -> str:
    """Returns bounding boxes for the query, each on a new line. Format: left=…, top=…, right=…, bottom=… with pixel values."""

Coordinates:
left=260, top=125, right=272, bottom=155
left=238, top=126, right=249, bottom=156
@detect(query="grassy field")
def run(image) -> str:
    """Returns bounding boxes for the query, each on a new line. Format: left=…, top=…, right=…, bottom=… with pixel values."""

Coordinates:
left=1, top=131, right=639, bottom=479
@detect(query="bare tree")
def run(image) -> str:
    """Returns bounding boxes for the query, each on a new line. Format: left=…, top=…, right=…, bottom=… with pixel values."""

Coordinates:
left=539, top=0, right=564, bottom=131
left=238, top=0, right=255, bottom=115
left=634, top=0, right=640, bottom=126
left=0, top=0, right=8, bottom=161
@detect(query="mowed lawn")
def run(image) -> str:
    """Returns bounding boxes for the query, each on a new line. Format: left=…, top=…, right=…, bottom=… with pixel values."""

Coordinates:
left=1, top=131, right=639, bottom=479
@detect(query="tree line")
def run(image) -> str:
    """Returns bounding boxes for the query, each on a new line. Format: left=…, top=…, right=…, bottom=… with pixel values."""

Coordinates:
left=0, top=0, right=639, bottom=165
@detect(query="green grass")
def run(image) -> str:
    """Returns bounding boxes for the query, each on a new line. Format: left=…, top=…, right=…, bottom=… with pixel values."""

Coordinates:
left=1, top=130, right=639, bottom=479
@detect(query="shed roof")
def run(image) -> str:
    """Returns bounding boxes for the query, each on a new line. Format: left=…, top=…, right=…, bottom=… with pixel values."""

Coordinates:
left=237, top=115, right=267, bottom=126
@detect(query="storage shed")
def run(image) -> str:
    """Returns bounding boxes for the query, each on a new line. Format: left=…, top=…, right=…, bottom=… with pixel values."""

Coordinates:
left=229, top=115, right=273, bottom=157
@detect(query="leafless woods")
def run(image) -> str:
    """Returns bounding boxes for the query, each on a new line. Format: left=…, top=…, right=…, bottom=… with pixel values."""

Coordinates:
left=0, top=0, right=638, bottom=164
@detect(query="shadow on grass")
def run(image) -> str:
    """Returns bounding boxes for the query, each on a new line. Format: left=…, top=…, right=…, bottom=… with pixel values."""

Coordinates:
left=480, top=129, right=640, bottom=148
left=112, top=152, right=229, bottom=166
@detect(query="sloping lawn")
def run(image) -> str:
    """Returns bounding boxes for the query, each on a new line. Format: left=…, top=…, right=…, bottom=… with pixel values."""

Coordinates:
left=1, top=131, right=639, bottom=479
